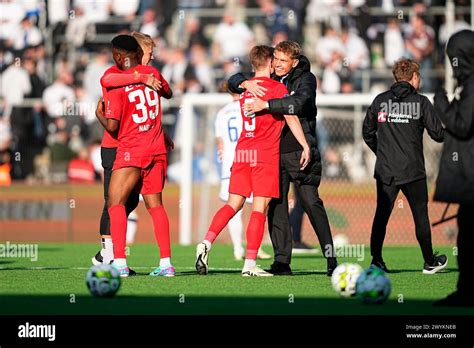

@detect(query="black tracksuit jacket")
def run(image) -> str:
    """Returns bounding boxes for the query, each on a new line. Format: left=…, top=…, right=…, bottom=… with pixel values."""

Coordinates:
left=363, top=81, right=445, bottom=185
left=434, top=30, right=474, bottom=205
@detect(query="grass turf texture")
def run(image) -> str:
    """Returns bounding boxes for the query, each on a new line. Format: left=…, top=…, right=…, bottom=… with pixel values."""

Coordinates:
left=0, top=243, right=472, bottom=315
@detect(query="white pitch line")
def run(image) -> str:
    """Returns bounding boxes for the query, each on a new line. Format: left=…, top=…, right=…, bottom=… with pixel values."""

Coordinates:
left=0, top=266, right=326, bottom=272
left=0, top=266, right=241, bottom=271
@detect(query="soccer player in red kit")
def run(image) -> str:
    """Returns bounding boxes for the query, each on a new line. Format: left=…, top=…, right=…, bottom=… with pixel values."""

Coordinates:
left=92, top=34, right=171, bottom=267
left=95, top=35, right=174, bottom=277
left=195, top=45, right=311, bottom=276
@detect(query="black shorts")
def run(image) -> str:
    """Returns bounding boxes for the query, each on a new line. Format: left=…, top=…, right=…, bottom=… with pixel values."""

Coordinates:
left=99, top=147, right=140, bottom=235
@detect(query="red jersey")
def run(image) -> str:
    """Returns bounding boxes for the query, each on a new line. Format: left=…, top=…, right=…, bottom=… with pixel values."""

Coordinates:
left=100, top=65, right=121, bottom=148
left=106, top=64, right=167, bottom=158
left=100, top=65, right=171, bottom=148
left=235, top=77, right=288, bottom=165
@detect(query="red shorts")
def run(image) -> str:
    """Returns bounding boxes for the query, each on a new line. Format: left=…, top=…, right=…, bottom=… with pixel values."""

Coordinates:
left=113, top=152, right=167, bottom=195
left=228, top=162, right=280, bottom=198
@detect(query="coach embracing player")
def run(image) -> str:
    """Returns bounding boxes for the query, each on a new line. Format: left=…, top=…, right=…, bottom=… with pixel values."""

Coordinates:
left=228, top=41, right=338, bottom=276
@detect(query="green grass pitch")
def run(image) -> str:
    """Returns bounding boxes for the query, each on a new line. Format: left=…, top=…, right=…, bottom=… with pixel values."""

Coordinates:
left=0, top=243, right=472, bottom=315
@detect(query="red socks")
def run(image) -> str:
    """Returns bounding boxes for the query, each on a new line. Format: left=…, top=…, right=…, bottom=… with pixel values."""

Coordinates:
left=204, top=204, right=237, bottom=243
left=109, top=204, right=171, bottom=259
left=246, top=211, right=266, bottom=260
left=148, top=205, right=171, bottom=259
left=108, top=205, right=127, bottom=259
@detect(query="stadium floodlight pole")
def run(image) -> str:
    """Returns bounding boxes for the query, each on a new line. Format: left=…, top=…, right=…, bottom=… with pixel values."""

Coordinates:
left=445, top=0, right=455, bottom=96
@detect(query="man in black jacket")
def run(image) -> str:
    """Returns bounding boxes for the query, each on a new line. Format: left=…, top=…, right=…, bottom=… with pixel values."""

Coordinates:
left=228, top=41, right=338, bottom=276
left=363, top=57, right=447, bottom=274
left=433, top=30, right=474, bottom=306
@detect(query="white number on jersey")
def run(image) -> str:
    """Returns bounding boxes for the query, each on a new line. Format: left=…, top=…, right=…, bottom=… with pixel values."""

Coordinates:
left=244, top=117, right=256, bottom=132
left=127, top=86, right=159, bottom=124
left=242, top=98, right=256, bottom=131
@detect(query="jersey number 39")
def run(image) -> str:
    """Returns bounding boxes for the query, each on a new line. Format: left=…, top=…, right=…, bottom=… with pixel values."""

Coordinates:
left=128, top=87, right=159, bottom=124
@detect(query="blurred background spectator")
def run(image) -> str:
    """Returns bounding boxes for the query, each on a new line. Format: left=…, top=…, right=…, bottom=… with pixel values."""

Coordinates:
left=212, top=11, right=254, bottom=64
left=404, top=15, right=435, bottom=91
left=384, top=17, right=405, bottom=67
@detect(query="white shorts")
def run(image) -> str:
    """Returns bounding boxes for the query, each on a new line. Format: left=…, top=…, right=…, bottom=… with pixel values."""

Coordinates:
left=219, top=178, right=253, bottom=204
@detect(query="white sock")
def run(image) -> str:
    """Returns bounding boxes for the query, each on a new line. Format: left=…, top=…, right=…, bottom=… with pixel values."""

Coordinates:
left=234, top=247, right=245, bottom=258
left=228, top=210, right=243, bottom=256
left=244, top=258, right=256, bottom=269
left=159, top=257, right=171, bottom=268
left=101, top=237, right=114, bottom=263
left=113, top=258, right=127, bottom=268
left=126, top=210, right=138, bottom=245
left=203, top=240, right=212, bottom=250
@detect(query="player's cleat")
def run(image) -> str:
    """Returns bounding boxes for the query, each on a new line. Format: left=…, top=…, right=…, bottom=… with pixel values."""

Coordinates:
left=423, top=253, right=448, bottom=274
left=257, top=248, right=272, bottom=260
left=92, top=250, right=103, bottom=266
left=114, top=266, right=136, bottom=278
left=195, top=242, right=210, bottom=275
left=91, top=250, right=113, bottom=266
left=266, top=261, right=292, bottom=275
left=242, top=265, right=273, bottom=277
left=234, top=252, right=244, bottom=261
left=326, top=257, right=338, bottom=277
left=433, top=292, right=474, bottom=307
left=292, top=241, right=319, bottom=254
left=370, top=258, right=390, bottom=273
left=149, top=265, right=175, bottom=277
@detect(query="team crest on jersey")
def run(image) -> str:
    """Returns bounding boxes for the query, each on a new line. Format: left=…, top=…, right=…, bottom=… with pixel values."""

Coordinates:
left=377, top=111, right=387, bottom=123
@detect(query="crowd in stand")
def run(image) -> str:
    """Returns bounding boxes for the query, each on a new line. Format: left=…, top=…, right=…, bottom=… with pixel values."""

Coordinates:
left=0, top=0, right=471, bottom=184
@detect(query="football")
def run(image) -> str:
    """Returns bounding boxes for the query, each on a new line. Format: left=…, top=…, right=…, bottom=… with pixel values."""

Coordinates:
left=86, top=264, right=121, bottom=298
left=356, top=267, right=391, bottom=304
left=331, top=263, right=363, bottom=297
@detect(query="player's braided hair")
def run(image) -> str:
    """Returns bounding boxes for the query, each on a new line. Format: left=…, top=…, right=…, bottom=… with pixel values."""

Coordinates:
left=392, top=58, right=420, bottom=82
left=111, top=35, right=139, bottom=53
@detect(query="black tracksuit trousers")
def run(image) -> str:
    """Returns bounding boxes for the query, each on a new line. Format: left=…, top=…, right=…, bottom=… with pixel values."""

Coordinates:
left=268, top=149, right=335, bottom=264
left=99, top=147, right=140, bottom=235
left=370, top=178, right=434, bottom=264
left=456, top=204, right=474, bottom=297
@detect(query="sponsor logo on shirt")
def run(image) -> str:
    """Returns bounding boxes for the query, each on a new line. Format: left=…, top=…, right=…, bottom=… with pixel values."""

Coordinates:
left=379, top=100, right=421, bottom=123
left=378, top=111, right=387, bottom=123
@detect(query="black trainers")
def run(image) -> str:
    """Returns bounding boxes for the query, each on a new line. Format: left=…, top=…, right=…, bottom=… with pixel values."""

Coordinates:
left=92, top=250, right=103, bottom=266
left=92, top=250, right=113, bottom=266
left=370, top=258, right=390, bottom=273
left=433, top=291, right=474, bottom=307
left=423, top=253, right=448, bottom=274
left=326, top=257, right=338, bottom=277
left=292, top=241, right=318, bottom=254
left=266, top=261, right=292, bottom=275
